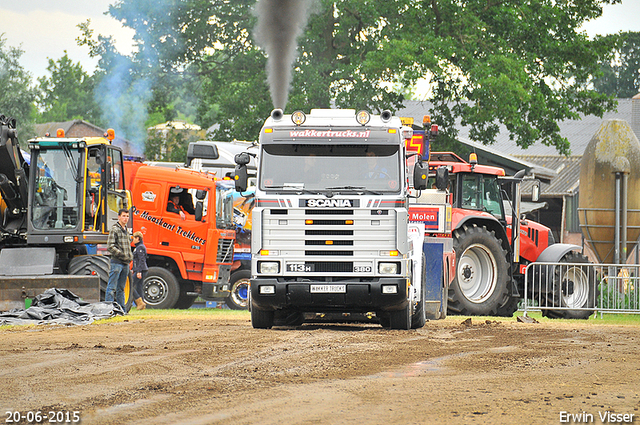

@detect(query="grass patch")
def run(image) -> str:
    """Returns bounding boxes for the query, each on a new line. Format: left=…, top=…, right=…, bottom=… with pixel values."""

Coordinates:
left=587, top=313, right=640, bottom=325
left=441, top=311, right=640, bottom=326
left=94, top=307, right=250, bottom=324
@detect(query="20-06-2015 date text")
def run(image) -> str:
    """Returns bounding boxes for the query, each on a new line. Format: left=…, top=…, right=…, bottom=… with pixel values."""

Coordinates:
left=5, top=411, right=80, bottom=423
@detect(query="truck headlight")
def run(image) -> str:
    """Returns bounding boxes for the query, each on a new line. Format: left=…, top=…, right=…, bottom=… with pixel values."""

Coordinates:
left=259, top=261, right=279, bottom=274
left=378, top=262, right=398, bottom=274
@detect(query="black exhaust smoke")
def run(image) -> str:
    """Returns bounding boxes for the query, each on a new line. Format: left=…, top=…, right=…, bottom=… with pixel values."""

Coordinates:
left=254, top=0, right=316, bottom=110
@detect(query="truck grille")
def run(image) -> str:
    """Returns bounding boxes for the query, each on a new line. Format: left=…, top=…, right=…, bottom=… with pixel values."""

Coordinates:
left=305, top=230, right=353, bottom=236
left=217, top=238, right=234, bottom=263
left=306, top=262, right=353, bottom=273
left=261, top=206, right=397, bottom=275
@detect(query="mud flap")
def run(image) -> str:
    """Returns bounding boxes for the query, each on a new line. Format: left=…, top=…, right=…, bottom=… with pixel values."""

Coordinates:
left=0, top=275, right=100, bottom=311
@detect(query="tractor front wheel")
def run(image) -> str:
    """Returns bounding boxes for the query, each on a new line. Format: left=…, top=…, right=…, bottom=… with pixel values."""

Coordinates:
left=449, top=224, right=510, bottom=316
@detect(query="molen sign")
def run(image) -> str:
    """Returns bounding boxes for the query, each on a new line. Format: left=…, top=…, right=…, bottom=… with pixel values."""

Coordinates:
left=408, top=207, right=440, bottom=230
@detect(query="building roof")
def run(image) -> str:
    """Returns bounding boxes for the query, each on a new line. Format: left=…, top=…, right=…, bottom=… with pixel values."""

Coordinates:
left=34, top=120, right=104, bottom=137
left=33, top=120, right=135, bottom=155
left=456, top=136, right=557, bottom=181
left=517, top=155, right=582, bottom=197
left=148, top=121, right=202, bottom=131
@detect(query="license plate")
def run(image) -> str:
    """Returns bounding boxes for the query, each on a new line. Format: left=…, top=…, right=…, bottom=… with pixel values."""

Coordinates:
left=310, top=285, right=346, bottom=293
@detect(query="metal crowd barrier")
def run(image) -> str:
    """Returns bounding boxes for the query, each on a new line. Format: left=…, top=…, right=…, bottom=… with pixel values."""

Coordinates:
left=523, top=262, right=640, bottom=317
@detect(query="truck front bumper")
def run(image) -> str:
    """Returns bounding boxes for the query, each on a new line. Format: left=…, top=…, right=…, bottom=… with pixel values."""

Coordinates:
left=250, top=277, right=409, bottom=312
left=201, top=265, right=232, bottom=299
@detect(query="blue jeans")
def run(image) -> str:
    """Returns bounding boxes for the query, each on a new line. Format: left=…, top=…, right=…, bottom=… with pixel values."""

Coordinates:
left=106, top=261, right=129, bottom=309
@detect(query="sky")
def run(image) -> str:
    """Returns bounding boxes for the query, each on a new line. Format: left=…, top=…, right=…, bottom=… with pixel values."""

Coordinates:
left=2, top=0, right=640, bottom=81
left=1, top=0, right=135, bottom=79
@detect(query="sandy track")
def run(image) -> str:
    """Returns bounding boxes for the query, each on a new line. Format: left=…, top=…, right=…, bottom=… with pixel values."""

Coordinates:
left=1, top=313, right=638, bottom=424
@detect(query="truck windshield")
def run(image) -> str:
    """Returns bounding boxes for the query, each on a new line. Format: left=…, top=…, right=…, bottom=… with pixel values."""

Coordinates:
left=215, top=183, right=235, bottom=230
left=259, top=144, right=401, bottom=192
left=31, top=148, right=82, bottom=230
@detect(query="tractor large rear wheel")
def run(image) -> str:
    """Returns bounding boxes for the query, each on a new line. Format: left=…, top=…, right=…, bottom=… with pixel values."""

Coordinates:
left=542, top=252, right=596, bottom=319
left=495, top=296, right=519, bottom=317
left=449, top=224, right=510, bottom=316
left=68, top=255, right=133, bottom=312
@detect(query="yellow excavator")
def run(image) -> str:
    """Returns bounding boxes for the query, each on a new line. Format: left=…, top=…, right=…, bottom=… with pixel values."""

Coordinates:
left=0, top=115, right=133, bottom=311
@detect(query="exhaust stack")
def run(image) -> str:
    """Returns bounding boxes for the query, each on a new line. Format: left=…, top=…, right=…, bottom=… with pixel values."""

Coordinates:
left=254, top=0, right=316, bottom=110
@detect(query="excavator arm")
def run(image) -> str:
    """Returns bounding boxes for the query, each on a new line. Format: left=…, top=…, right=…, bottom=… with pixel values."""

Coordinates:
left=0, top=115, right=29, bottom=237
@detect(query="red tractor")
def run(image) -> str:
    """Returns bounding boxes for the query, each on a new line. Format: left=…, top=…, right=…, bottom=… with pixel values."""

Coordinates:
left=407, top=119, right=596, bottom=318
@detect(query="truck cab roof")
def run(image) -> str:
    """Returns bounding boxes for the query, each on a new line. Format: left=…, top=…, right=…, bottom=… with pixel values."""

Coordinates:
left=264, top=109, right=403, bottom=129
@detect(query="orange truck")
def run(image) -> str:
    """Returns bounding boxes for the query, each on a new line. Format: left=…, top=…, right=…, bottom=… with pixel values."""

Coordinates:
left=123, top=161, right=236, bottom=308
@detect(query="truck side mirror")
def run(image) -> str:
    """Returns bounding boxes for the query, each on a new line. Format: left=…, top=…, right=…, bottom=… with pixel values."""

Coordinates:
left=195, top=189, right=207, bottom=200
left=531, top=180, right=540, bottom=202
left=186, top=142, right=219, bottom=167
left=234, top=164, right=248, bottom=192
left=195, top=201, right=203, bottom=221
left=413, top=161, right=429, bottom=190
left=235, top=152, right=251, bottom=165
left=435, top=166, right=449, bottom=191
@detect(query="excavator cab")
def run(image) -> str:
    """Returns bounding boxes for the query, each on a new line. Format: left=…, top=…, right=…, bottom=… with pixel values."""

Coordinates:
left=26, top=133, right=131, bottom=246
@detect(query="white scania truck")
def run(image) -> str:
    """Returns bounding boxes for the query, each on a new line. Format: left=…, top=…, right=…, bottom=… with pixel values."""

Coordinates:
left=233, top=109, right=454, bottom=329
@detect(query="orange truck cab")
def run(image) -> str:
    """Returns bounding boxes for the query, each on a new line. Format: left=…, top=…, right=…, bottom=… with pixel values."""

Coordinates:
left=124, top=161, right=236, bottom=309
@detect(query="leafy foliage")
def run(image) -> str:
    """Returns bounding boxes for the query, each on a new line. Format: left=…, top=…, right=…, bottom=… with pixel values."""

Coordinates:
left=99, top=0, right=621, bottom=154
left=0, top=35, right=37, bottom=139
left=360, top=1, right=620, bottom=155
left=36, top=52, right=102, bottom=125
left=593, top=31, right=640, bottom=98
left=145, top=127, right=202, bottom=162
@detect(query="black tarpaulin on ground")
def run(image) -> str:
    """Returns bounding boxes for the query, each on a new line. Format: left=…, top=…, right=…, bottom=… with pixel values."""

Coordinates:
left=0, top=288, right=124, bottom=326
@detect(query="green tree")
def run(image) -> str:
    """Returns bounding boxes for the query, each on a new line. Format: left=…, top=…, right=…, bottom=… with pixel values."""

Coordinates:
left=105, top=0, right=620, bottom=154
left=109, top=0, right=269, bottom=141
left=78, top=17, right=202, bottom=155
left=36, top=52, right=102, bottom=125
left=593, top=31, right=640, bottom=98
left=359, top=1, right=619, bottom=155
left=145, top=128, right=201, bottom=162
left=0, top=35, right=37, bottom=139
left=196, top=49, right=272, bottom=141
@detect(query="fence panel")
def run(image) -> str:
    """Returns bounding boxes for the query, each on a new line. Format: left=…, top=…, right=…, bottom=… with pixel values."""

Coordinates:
left=523, top=262, right=640, bottom=316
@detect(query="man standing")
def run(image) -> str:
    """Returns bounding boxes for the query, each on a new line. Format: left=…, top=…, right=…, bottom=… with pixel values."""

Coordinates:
left=106, top=208, right=133, bottom=310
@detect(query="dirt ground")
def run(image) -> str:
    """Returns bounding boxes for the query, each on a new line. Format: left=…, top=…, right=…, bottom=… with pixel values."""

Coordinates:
left=1, top=312, right=638, bottom=425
